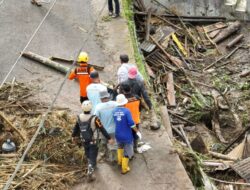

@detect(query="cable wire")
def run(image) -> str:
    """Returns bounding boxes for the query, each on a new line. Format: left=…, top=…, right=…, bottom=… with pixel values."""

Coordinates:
left=3, top=0, right=107, bottom=189
left=0, top=0, right=58, bottom=88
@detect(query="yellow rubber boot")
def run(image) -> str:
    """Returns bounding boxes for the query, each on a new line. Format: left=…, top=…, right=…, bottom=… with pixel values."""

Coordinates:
left=117, top=149, right=124, bottom=165
left=121, top=157, right=130, bottom=174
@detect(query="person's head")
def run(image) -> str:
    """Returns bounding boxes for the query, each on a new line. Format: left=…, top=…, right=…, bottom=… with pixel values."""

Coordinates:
left=128, top=66, right=137, bottom=79
left=120, top=54, right=129, bottom=64
left=81, top=100, right=92, bottom=114
left=78, top=51, right=89, bottom=64
left=120, top=82, right=131, bottom=95
left=99, top=90, right=110, bottom=102
left=116, top=94, right=128, bottom=107
left=90, top=71, right=100, bottom=83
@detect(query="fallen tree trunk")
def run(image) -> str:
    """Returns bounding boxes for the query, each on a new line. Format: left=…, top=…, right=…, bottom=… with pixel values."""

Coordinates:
left=213, top=21, right=241, bottom=44
left=22, top=52, right=70, bottom=74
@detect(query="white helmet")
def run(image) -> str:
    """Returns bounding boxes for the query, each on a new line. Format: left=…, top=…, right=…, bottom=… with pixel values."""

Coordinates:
left=81, top=100, right=92, bottom=112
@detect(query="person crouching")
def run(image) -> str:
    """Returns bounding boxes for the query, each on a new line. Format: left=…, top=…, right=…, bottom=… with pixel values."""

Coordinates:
left=72, top=100, right=114, bottom=182
left=113, top=94, right=142, bottom=174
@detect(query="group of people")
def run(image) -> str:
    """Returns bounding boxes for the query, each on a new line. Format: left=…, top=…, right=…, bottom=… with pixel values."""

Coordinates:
left=70, top=52, right=156, bottom=181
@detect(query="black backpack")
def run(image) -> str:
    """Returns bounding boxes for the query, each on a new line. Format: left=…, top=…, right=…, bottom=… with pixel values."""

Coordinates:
left=78, top=115, right=96, bottom=142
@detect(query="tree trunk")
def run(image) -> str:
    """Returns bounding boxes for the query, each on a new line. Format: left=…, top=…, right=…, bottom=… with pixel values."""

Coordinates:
left=213, top=21, right=241, bottom=44
left=22, top=51, right=70, bottom=74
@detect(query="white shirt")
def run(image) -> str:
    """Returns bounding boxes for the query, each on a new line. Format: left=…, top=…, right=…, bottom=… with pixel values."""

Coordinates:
left=117, top=63, right=144, bottom=84
left=86, top=83, right=107, bottom=113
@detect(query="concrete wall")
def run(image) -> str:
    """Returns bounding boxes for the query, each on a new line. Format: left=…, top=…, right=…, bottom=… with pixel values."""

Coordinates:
left=143, top=0, right=250, bottom=20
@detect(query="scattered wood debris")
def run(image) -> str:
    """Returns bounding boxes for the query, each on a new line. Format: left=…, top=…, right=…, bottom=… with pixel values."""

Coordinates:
left=133, top=0, right=250, bottom=188
left=0, top=82, right=86, bottom=189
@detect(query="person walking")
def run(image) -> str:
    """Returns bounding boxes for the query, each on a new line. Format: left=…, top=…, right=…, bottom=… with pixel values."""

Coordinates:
left=68, top=52, right=94, bottom=104
left=94, top=90, right=117, bottom=162
left=72, top=100, right=113, bottom=182
left=117, top=54, right=143, bottom=84
left=108, top=0, right=120, bottom=18
left=113, top=94, right=142, bottom=174
left=121, top=83, right=141, bottom=151
left=86, top=71, right=107, bottom=113
left=120, top=67, right=160, bottom=130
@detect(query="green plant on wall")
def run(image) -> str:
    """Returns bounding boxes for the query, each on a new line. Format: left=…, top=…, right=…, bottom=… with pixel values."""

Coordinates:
left=122, top=0, right=149, bottom=82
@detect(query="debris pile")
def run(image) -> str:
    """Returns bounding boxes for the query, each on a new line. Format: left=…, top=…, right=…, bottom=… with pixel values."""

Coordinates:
left=133, top=0, right=250, bottom=189
left=0, top=82, right=85, bottom=189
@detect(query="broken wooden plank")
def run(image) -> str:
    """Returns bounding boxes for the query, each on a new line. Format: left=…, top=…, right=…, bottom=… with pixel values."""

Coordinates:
left=145, top=8, right=152, bottom=41
left=203, top=22, right=228, bottom=33
left=209, top=151, right=237, bottom=161
left=226, top=34, right=244, bottom=48
left=150, top=35, right=183, bottom=68
left=165, top=72, right=176, bottom=107
left=213, top=21, right=241, bottom=44
left=159, top=106, right=173, bottom=138
left=231, top=157, right=250, bottom=182
left=208, top=30, right=221, bottom=39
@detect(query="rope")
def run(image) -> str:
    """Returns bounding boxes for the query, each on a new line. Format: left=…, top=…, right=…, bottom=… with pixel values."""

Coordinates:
left=0, top=0, right=58, bottom=88
left=3, top=0, right=107, bottom=189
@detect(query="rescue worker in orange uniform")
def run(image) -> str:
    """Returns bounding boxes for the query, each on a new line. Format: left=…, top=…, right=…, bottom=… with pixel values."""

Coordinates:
left=121, top=82, right=141, bottom=151
left=68, top=52, right=95, bottom=103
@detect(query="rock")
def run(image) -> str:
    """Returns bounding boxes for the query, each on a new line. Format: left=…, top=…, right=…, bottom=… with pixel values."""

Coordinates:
left=191, top=135, right=209, bottom=154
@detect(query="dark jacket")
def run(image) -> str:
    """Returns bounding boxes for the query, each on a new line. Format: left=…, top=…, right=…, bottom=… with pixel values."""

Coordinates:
left=120, top=79, right=152, bottom=109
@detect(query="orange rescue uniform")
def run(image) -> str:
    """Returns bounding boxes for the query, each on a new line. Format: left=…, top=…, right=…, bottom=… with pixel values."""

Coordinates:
left=125, top=96, right=140, bottom=124
left=68, top=63, right=94, bottom=98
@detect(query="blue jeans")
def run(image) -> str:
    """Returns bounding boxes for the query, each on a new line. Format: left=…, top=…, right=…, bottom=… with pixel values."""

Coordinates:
left=108, top=0, right=120, bottom=15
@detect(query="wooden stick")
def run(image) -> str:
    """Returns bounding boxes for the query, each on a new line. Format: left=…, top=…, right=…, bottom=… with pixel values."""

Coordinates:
left=22, top=162, right=42, bottom=178
left=145, top=8, right=152, bottom=41
left=159, top=106, right=173, bottom=138
left=154, top=15, right=182, bottom=30
left=150, top=36, right=183, bottom=68
left=0, top=153, right=18, bottom=158
left=210, top=177, right=250, bottom=186
left=168, top=110, right=196, bottom=126
left=178, top=125, right=192, bottom=150
left=165, top=72, right=176, bottom=107
left=226, top=34, right=244, bottom=48
left=0, top=112, right=26, bottom=141
left=209, top=151, right=237, bottom=161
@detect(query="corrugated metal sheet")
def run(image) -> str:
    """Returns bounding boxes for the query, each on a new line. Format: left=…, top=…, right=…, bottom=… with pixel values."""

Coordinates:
left=231, top=157, right=250, bottom=182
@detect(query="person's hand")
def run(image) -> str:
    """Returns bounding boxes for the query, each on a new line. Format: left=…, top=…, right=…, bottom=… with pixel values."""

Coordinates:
left=136, top=131, right=142, bottom=140
left=108, top=138, right=114, bottom=145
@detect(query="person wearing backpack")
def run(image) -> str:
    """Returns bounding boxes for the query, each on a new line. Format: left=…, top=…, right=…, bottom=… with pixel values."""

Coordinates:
left=72, top=100, right=113, bottom=181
